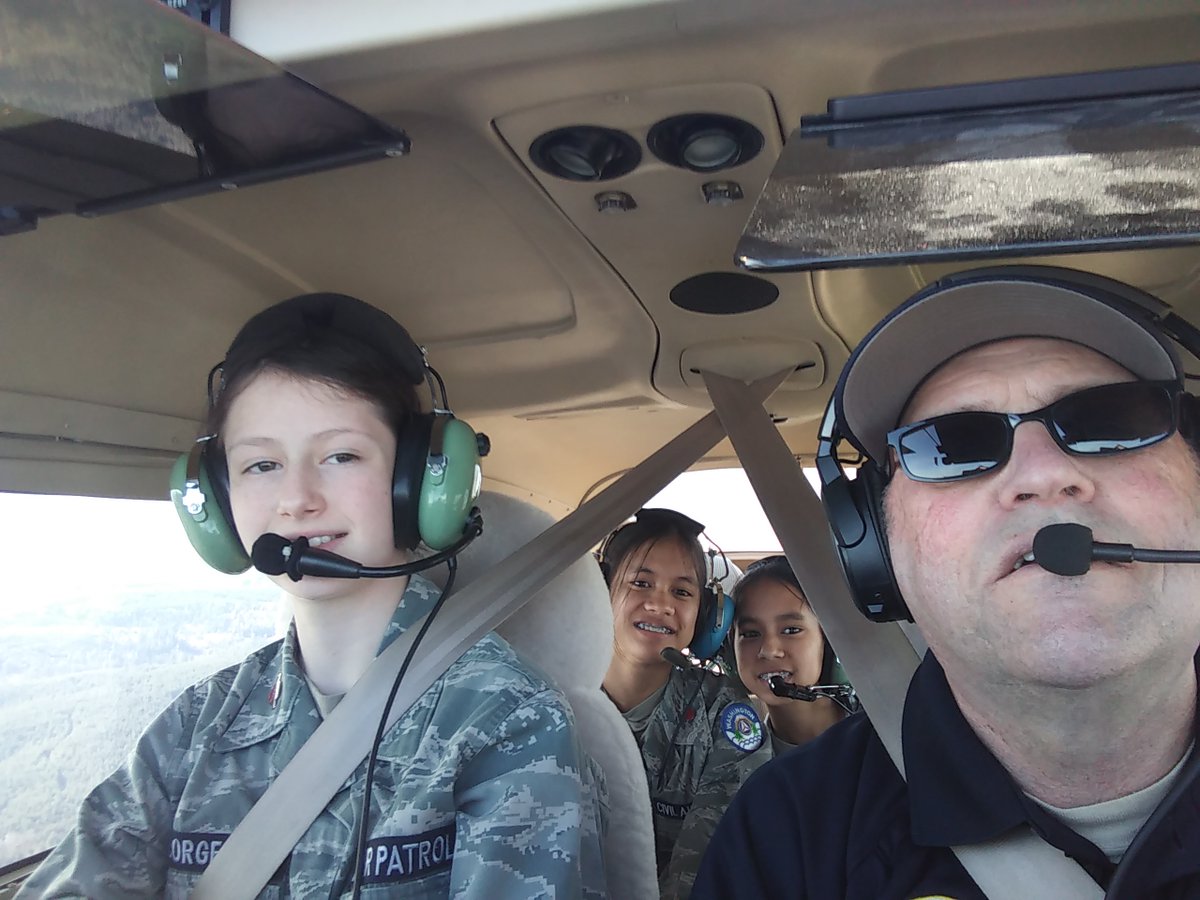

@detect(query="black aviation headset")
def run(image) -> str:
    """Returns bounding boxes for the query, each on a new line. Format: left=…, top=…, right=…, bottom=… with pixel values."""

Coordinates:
left=169, top=292, right=488, bottom=574
left=816, top=266, right=1200, bottom=624
left=597, top=508, right=735, bottom=660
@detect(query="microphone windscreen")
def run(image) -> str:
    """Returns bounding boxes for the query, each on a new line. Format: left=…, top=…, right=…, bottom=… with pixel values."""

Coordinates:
left=660, top=647, right=690, bottom=669
left=251, top=533, right=291, bottom=576
left=1032, top=523, right=1094, bottom=576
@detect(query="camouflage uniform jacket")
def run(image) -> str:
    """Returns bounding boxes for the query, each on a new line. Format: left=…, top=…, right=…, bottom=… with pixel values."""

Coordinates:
left=624, top=667, right=771, bottom=900
left=19, top=575, right=608, bottom=899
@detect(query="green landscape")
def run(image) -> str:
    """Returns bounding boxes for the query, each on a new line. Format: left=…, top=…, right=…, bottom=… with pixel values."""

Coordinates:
left=0, top=581, right=281, bottom=868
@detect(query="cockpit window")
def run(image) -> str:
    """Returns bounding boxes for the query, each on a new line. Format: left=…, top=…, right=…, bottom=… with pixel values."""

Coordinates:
left=648, top=468, right=824, bottom=555
left=0, top=493, right=283, bottom=869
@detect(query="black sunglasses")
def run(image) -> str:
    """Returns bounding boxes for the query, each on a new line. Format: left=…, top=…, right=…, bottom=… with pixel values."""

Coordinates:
left=886, top=380, right=1182, bottom=483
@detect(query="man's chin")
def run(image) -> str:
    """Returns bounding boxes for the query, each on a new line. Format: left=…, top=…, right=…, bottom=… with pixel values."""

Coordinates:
left=998, top=639, right=1142, bottom=690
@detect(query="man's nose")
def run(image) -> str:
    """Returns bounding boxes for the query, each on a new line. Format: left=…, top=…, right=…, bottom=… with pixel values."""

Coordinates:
left=993, top=420, right=1096, bottom=509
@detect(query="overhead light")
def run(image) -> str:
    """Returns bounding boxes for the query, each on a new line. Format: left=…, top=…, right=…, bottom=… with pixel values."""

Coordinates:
left=648, top=114, right=764, bottom=173
left=702, top=181, right=744, bottom=206
left=595, top=190, right=637, bottom=213
left=529, top=126, right=641, bottom=181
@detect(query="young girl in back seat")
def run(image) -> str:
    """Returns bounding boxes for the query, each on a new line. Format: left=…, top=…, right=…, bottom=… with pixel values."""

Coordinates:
left=599, top=508, right=771, bottom=900
left=730, top=555, right=850, bottom=756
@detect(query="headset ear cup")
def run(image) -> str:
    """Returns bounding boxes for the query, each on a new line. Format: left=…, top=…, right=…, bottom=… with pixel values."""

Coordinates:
left=169, top=443, right=250, bottom=574
left=688, top=586, right=734, bottom=660
left=839, top=464, right=911, bottom=622
left=818, top=634, right=837, bottom=685
left=827, top=655, right=852, bottom=688
left=416, top=415, right=483, bottom=550
left=392, top=414, right=433, bottom=550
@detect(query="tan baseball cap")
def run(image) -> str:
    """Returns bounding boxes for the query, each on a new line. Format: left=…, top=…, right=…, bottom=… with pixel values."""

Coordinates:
left=834, top=266, right=1183, bottom=462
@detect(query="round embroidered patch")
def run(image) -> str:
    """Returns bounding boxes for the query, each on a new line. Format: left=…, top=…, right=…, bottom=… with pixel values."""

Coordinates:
left=719, top=701, right=764, bottom=753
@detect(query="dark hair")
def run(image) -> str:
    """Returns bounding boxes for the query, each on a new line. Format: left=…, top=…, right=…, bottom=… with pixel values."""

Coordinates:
left=733, top=555, right=804, bottom=607
left=205, top=293, right=424, bottom=442
left=599, top=508, right=707, bottom=596
left=731, top=554, right=836, bottom=685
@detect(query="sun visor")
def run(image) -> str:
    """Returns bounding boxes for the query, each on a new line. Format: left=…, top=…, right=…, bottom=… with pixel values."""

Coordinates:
left=0, top=0, right=409, bottom=236
left=735, top=64, right=1200, bottom=271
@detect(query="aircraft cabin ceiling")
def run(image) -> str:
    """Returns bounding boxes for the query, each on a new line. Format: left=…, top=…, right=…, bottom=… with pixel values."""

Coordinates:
left=2, top=0, right=1200, bottom=509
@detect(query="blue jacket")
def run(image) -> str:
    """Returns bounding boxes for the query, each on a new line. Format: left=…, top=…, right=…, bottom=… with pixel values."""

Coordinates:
left=693, top=652, right=1200, bottom=899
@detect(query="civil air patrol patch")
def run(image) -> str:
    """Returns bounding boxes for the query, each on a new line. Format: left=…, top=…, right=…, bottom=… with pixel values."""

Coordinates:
left=719, top=700, right=764, bottom=752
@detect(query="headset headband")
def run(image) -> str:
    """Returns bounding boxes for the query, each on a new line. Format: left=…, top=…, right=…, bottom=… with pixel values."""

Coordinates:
left=209, top=292, right=428, bottom=408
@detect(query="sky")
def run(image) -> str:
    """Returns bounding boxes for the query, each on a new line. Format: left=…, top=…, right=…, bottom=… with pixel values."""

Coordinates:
left=643, top=467, right=821, bottom=553
left=0, top=467, right=821, bottom=614
left=0, top=492, right=266, bottom=616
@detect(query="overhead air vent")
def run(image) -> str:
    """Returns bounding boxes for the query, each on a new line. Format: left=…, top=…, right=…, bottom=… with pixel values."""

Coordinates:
left=529, top=126, right=641, bottom=181
left=648, top=114, right=764, bottom=172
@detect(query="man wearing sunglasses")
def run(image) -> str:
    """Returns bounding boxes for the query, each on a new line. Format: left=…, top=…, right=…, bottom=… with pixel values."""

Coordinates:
left=693, top=266, right=1200, bottom=898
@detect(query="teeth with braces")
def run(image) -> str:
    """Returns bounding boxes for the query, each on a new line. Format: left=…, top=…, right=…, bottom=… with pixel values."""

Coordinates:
left=636, top=622, right=673, bottom=634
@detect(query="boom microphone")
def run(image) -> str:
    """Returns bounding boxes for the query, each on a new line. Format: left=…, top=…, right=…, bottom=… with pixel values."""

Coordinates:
left=661, top=647, right=693, bottom=670
left=767, top=676, right=817, bottom=702
left=250, top=510, right=483, bottom=581
left=1032, top=522, right=1200, bottom=576
left=660, top=647, right=724, bottom=676
left=768, top=676, right=860, bottom=714
left=250, top=533, right=292, bottom=576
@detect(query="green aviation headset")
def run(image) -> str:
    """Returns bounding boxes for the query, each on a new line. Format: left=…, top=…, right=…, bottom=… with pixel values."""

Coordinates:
left=169, top=292, right=486, bottom=574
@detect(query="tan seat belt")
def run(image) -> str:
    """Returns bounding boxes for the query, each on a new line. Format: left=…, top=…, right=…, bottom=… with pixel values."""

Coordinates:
left=701, top=370, right=1104, bottom=900
left=191, top=374, right=784, bottom=900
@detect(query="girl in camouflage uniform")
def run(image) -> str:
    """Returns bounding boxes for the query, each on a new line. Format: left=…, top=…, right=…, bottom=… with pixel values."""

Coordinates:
left=599, top=509, right=770, bottom=900
left=729, top=555, right=847, bottom=757
left=19, top=293, right=606, bottom=899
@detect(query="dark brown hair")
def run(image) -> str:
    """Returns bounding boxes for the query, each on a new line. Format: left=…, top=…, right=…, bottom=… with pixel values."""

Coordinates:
left=599, top=508, right=707, bottom=597
left=205, top=292, right=424, bottom=443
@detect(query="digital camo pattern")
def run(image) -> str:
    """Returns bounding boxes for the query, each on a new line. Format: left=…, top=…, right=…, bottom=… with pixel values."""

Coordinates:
left=627, top=667, right=772, bottom=900
left=19, top=575, right=607, bottom=899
